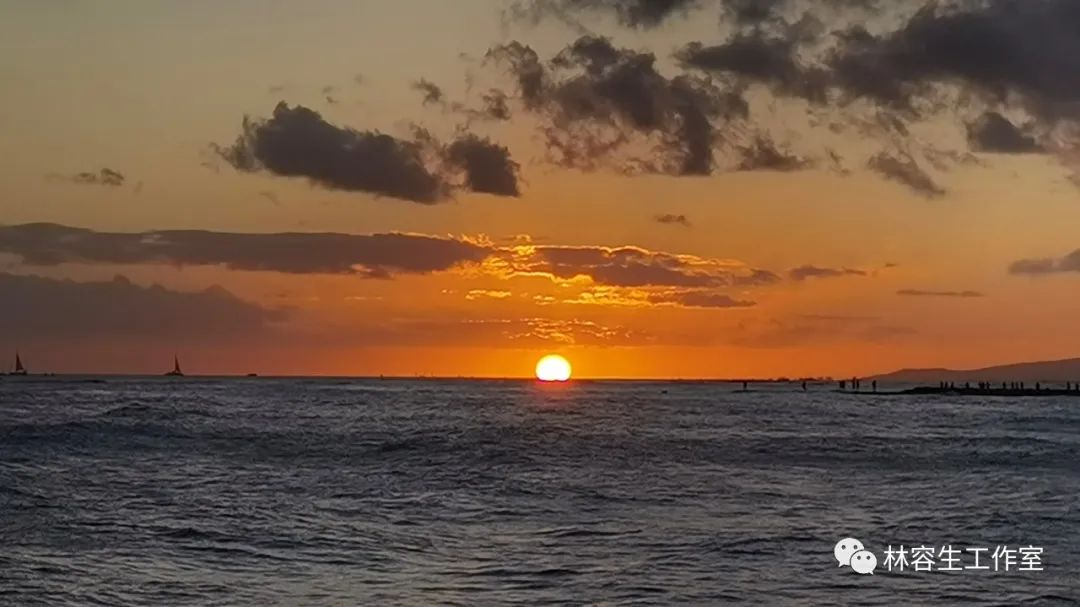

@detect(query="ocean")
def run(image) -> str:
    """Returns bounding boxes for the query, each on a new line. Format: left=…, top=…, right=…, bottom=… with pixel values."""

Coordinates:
left=1, top=378, right=1077, bottom=605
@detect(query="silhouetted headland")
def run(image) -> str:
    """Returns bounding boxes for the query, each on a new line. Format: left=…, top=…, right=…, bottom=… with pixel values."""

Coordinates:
left=872, top=357, right=1080, bottom=383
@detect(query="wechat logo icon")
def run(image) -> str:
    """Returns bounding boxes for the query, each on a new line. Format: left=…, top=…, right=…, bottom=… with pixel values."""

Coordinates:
left=835, top=537, right=877, bottom=575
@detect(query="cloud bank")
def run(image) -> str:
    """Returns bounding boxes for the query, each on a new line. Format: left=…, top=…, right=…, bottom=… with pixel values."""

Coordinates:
left=0, top=223, right=490, bottom=278
left=492, top=0, right=1080, bottom=195
left=0, top=273, right=283, bottom=342
left=1009, top=250, right=1080, bottom=275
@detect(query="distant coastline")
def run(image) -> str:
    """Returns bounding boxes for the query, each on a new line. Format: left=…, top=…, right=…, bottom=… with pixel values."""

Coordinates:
left=871, top=357, right=1080, bottom=383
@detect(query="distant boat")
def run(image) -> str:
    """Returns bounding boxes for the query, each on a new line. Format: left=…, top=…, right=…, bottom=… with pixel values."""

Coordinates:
left=11, top=351, right=27, bottom=376
left=165, top=355, right=184, bottom=377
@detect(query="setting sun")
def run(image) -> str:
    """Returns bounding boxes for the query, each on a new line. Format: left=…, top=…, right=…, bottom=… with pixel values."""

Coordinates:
left=535, top=355, right=572, bottom=382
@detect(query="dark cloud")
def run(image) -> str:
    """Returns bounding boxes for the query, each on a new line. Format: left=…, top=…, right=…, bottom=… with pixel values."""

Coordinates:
left=412, top=79, right=445, bottom=106
left=533, top=246, right=718, bottom=287
left=509, top=0, right=699, bottom=29
left=503, top=244, right=776, bottom=289
left=827, top=1, right=1080, bottom=122
left=488, top=36, right=747, bottom=175
left=485, top=42, right=547, bottom=109
left=444, top=135, right=521, bottom=197
left=967, top=112, right=1042, bottom=153
left=676, top=35, right=828, bottom=103
left=214, top=102, right=520, bottom=202
left=868, top=152, right=944, bottom=198
left=0, top=223, right=491, bottom=277
left=1008, top=249, right=1080, bottom=275
left=897, top=289, right=985, bottom=298
left=50, top=168, right=126, bottom=187
left=650, top=290, right=756, bottom=309
left=721, top=0, right=788, bottom=25
left=0, top=273, right=283, bottom=342
left=737, top=137, right=809, bottom=171
left=215, top=102, right=447, bottom=203
left=733, top=269, right=783, bottom=286
left=499, top=0, right=1080, bottom=191
left=789, top=265, right=867, bottom=281
left=655, top=213, right=691, bottom=227
left=480, top=89, right=512, bottom=120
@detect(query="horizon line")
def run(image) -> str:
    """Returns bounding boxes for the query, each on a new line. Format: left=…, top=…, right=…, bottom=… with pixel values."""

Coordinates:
left=3, top=372, right=844, bottom=383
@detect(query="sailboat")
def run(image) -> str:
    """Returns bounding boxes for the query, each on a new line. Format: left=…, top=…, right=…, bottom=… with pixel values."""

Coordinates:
left=11, top=351, right=27, bottom=376
left=165, top=355, right=184, bottom=377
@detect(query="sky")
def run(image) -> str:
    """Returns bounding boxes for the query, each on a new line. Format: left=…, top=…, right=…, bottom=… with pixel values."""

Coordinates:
left=1, top=0, right=1079, bottom=378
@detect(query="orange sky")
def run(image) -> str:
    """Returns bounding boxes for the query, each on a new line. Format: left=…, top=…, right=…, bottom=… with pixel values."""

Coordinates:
left=1, top=1, right=1079, bottom=378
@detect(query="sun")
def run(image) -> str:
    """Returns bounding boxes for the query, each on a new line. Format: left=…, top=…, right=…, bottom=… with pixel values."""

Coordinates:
left=535, top=354, right=572, bottom=382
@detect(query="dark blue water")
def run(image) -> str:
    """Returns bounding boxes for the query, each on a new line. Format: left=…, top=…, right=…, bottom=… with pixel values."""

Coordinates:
left=1, top=378, right=1078, bottom=605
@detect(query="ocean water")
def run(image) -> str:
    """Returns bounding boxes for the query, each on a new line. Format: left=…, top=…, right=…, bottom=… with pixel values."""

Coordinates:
left=1, top=378, right=1078, bottom=606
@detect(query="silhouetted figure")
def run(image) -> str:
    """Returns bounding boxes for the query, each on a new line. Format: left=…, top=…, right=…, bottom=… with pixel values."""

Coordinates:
left=802, top=381, right=807, bottom=391
left=1021, top=382, right=1025, bottom=390
left=1036, top=382, right=1041, bottom=391
left=840, top=380, right=847, bottom=391
left=742, top=381, right=748, bottom=391
left=872, top=380, right=877, bottom=393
